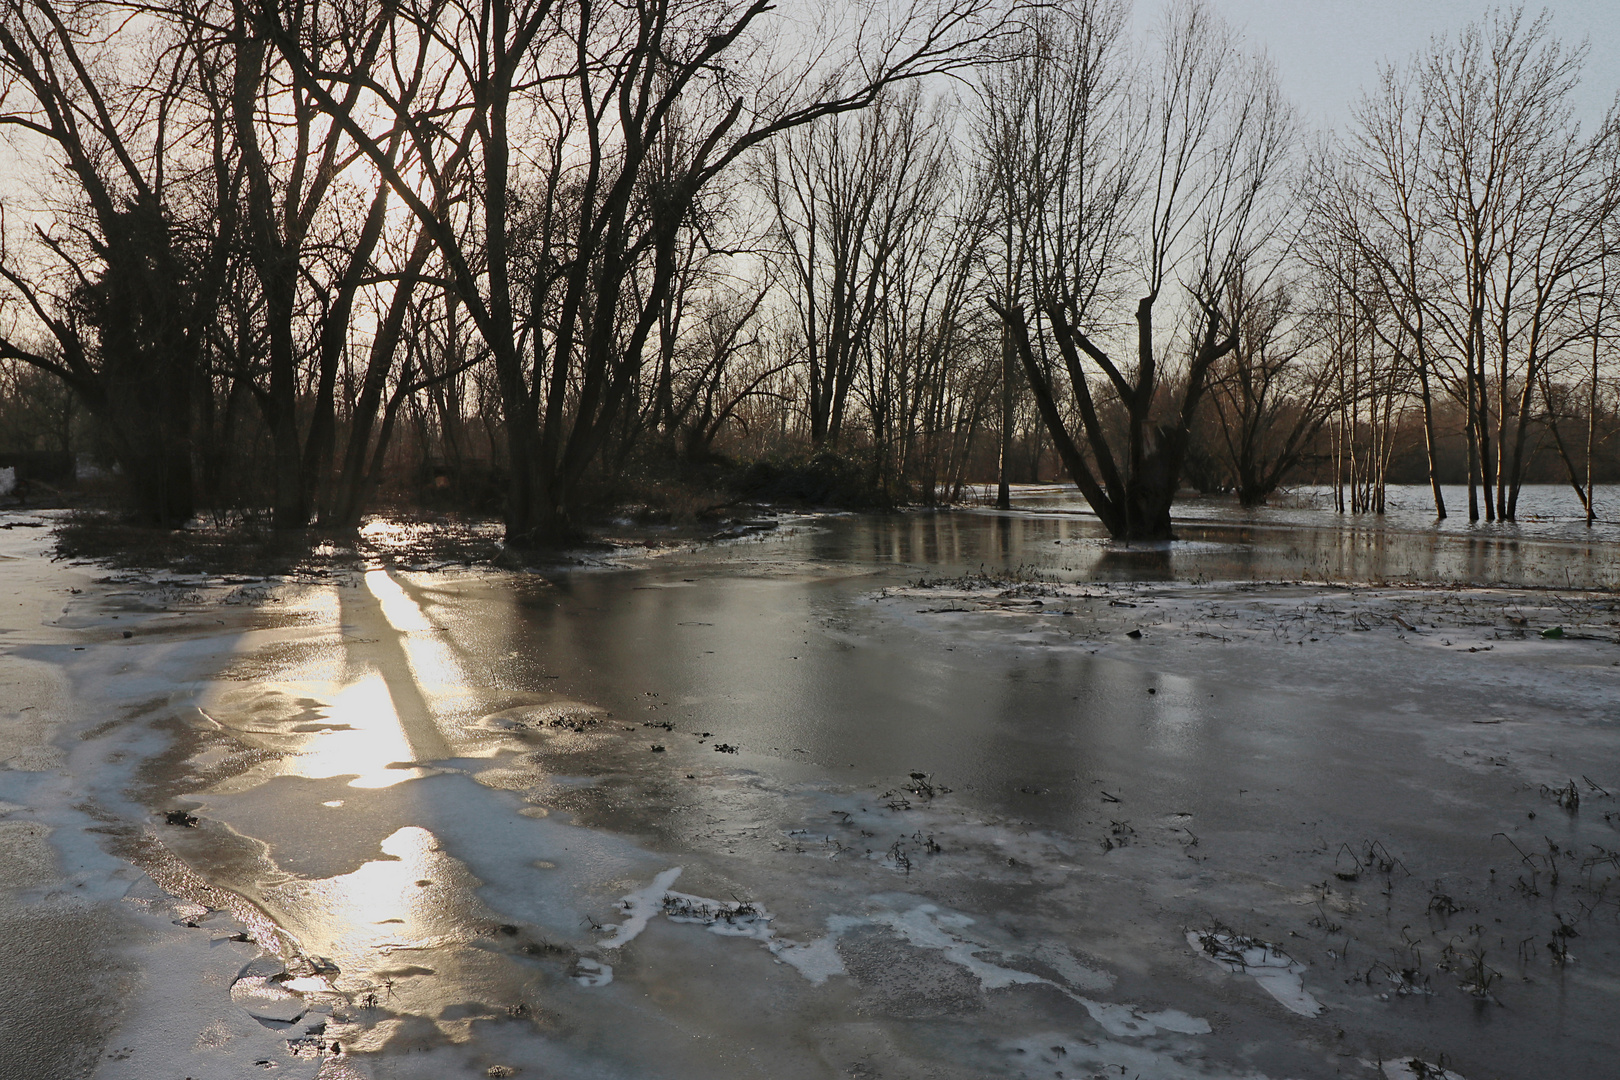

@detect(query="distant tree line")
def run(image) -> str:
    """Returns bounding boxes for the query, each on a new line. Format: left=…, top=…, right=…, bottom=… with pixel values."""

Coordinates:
left=1, top=0, right=1616, bottom=541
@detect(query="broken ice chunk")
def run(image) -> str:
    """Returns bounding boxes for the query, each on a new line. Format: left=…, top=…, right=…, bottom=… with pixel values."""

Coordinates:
left=230, top=957, right=306, bottom=1024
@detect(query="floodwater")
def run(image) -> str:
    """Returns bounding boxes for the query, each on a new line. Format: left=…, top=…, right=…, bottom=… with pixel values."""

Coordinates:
left=966, top=482, right=1620, bottom=589
left=17, top=488, right=1620, bottom=1079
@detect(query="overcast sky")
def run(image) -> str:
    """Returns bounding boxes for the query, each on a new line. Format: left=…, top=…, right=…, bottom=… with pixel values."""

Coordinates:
left=1193, top=1, right=1620, bottom=131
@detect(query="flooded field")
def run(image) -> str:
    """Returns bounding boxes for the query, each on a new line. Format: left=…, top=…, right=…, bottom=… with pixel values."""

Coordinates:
left=2, top=488, right=1618, bottom=1079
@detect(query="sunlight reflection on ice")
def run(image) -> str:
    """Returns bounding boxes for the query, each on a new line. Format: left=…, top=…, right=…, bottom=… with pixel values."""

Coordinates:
left=299, top=674, right=423, bottom=789
left=199, top=671, right=427, bottom=790
left=292, top=826, right=449, bottom=961
left=365, top=567, right=477, bottom=729
left=366, top=569, right=433, bottom=632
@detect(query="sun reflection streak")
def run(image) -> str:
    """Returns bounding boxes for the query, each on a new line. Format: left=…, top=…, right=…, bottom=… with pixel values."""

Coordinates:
left=299, top=674, right=423, bottom=788
left=366, top=568, right=434, bottom=631
left=364, top=567, right=478, bottom=729
left=277, top=826, right=457, bottom=971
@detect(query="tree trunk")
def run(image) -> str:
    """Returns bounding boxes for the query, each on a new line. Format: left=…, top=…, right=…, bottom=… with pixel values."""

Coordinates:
left=1416, top=345, right=1446, bottom=518
left=996, top=320, right=1012, bottom=509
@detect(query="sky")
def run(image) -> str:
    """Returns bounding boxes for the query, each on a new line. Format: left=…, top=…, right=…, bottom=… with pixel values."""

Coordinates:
left=1195, top=0, right=1620, bottom=130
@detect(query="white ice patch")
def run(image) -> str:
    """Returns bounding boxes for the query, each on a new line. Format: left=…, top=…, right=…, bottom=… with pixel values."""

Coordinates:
left=1188, top=930, right=1322, bottom=1016
left=600, top=867, right=852, bottom=982
left=1076, top=999, right=1161, bottom=1038
left=600, top=868, right=781, bottom=950
left=662, top=890, right=775, bottom=942
left=1375, top=1059, right=1468, bottom=1080
left=772, top=923, right=853, bottom=984
left=599, top=866, right=683, bottom=948
left=776, top=903, right=1208, bottom=1039
left=864, top=905, right=1208, bottom=1035
left=871, top=904, right=1045, bottom=991
left=1074, top=999, right=1211, bottom=1039
left=1031, top=941, right=1114, bottom=992
left=593, top=874, right=1209, bottom=1040
left=1008, top=1033, right=1258, bottom=1080
left=571, top=958, right=613, bottom=986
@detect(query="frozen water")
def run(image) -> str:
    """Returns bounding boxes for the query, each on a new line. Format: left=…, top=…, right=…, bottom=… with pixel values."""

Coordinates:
left=6, top=496, right=1620, bottom=1078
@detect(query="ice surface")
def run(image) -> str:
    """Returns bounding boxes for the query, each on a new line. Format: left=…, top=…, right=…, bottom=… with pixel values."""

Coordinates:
left=592, top=870, right=1207, bottom=1041
left=771, top=927, right=849, bottom=983
left=230, top=958, right=307, bottom=1024
left=1006, top=1032, right=1271, bottom=1080
left=366, top=568, right=434, bottom=632
left=11, top=503, right=1618, bottom=1079
left=866, top=904, right=1045, bottom=990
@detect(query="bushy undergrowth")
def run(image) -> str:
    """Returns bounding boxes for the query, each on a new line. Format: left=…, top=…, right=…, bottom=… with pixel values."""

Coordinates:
left=42, top=447, right=896, bottom=572
left=52, top=509, right=505, bottom=574
left=728, top=449, right=891, bottom=508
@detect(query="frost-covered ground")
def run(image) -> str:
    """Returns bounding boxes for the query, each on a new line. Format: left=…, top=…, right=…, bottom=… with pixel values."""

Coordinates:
left=2, top=506, right=1617, bottom=1080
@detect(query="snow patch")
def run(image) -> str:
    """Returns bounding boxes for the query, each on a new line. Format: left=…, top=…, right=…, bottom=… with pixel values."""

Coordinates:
left=1371, top=1058, right=1468, bottom=1080
left=571, top=957, right=613, bottom=986
left=662, top=890, right=775, bottom=942
left=1188, top=930, right=1322, bottom=1016
left=871, top=904, right=1045, bottom=990
left=599, top=866, right=683, bottom=948
left=770, top=902, right=1208, bottom=1039
left=593, top=876, right=1205, bottom=1040
left=772, top=925, right=851, bottom=983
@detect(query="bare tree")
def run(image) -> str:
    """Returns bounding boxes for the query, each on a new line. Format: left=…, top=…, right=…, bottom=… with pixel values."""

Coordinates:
left=667, top=284, right=783, bottom=461
left=761, top=84, right=948, bottom=451
left=1313, top=252, right=1412, bottom=514
left=1541, top=232, right=1620, bottom=523
left=253, top=0, right=1010, bottom=544
left=1312, top=63, right=1449, bottom=516
left=0, top=353, right=75, bottom=456
left=146, top=0, right=454, bottom=528
left=976, top=0, right=1131, bottom=509
left=1205, top=273, right=1332, bottom=506
left=1417, top=8, right=1619, bottom=520
left=986, top=0, right=1295, bottom=540
left=0, top=0, right=227, bottom=524
left=878, top=161, right=993, bottom=502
